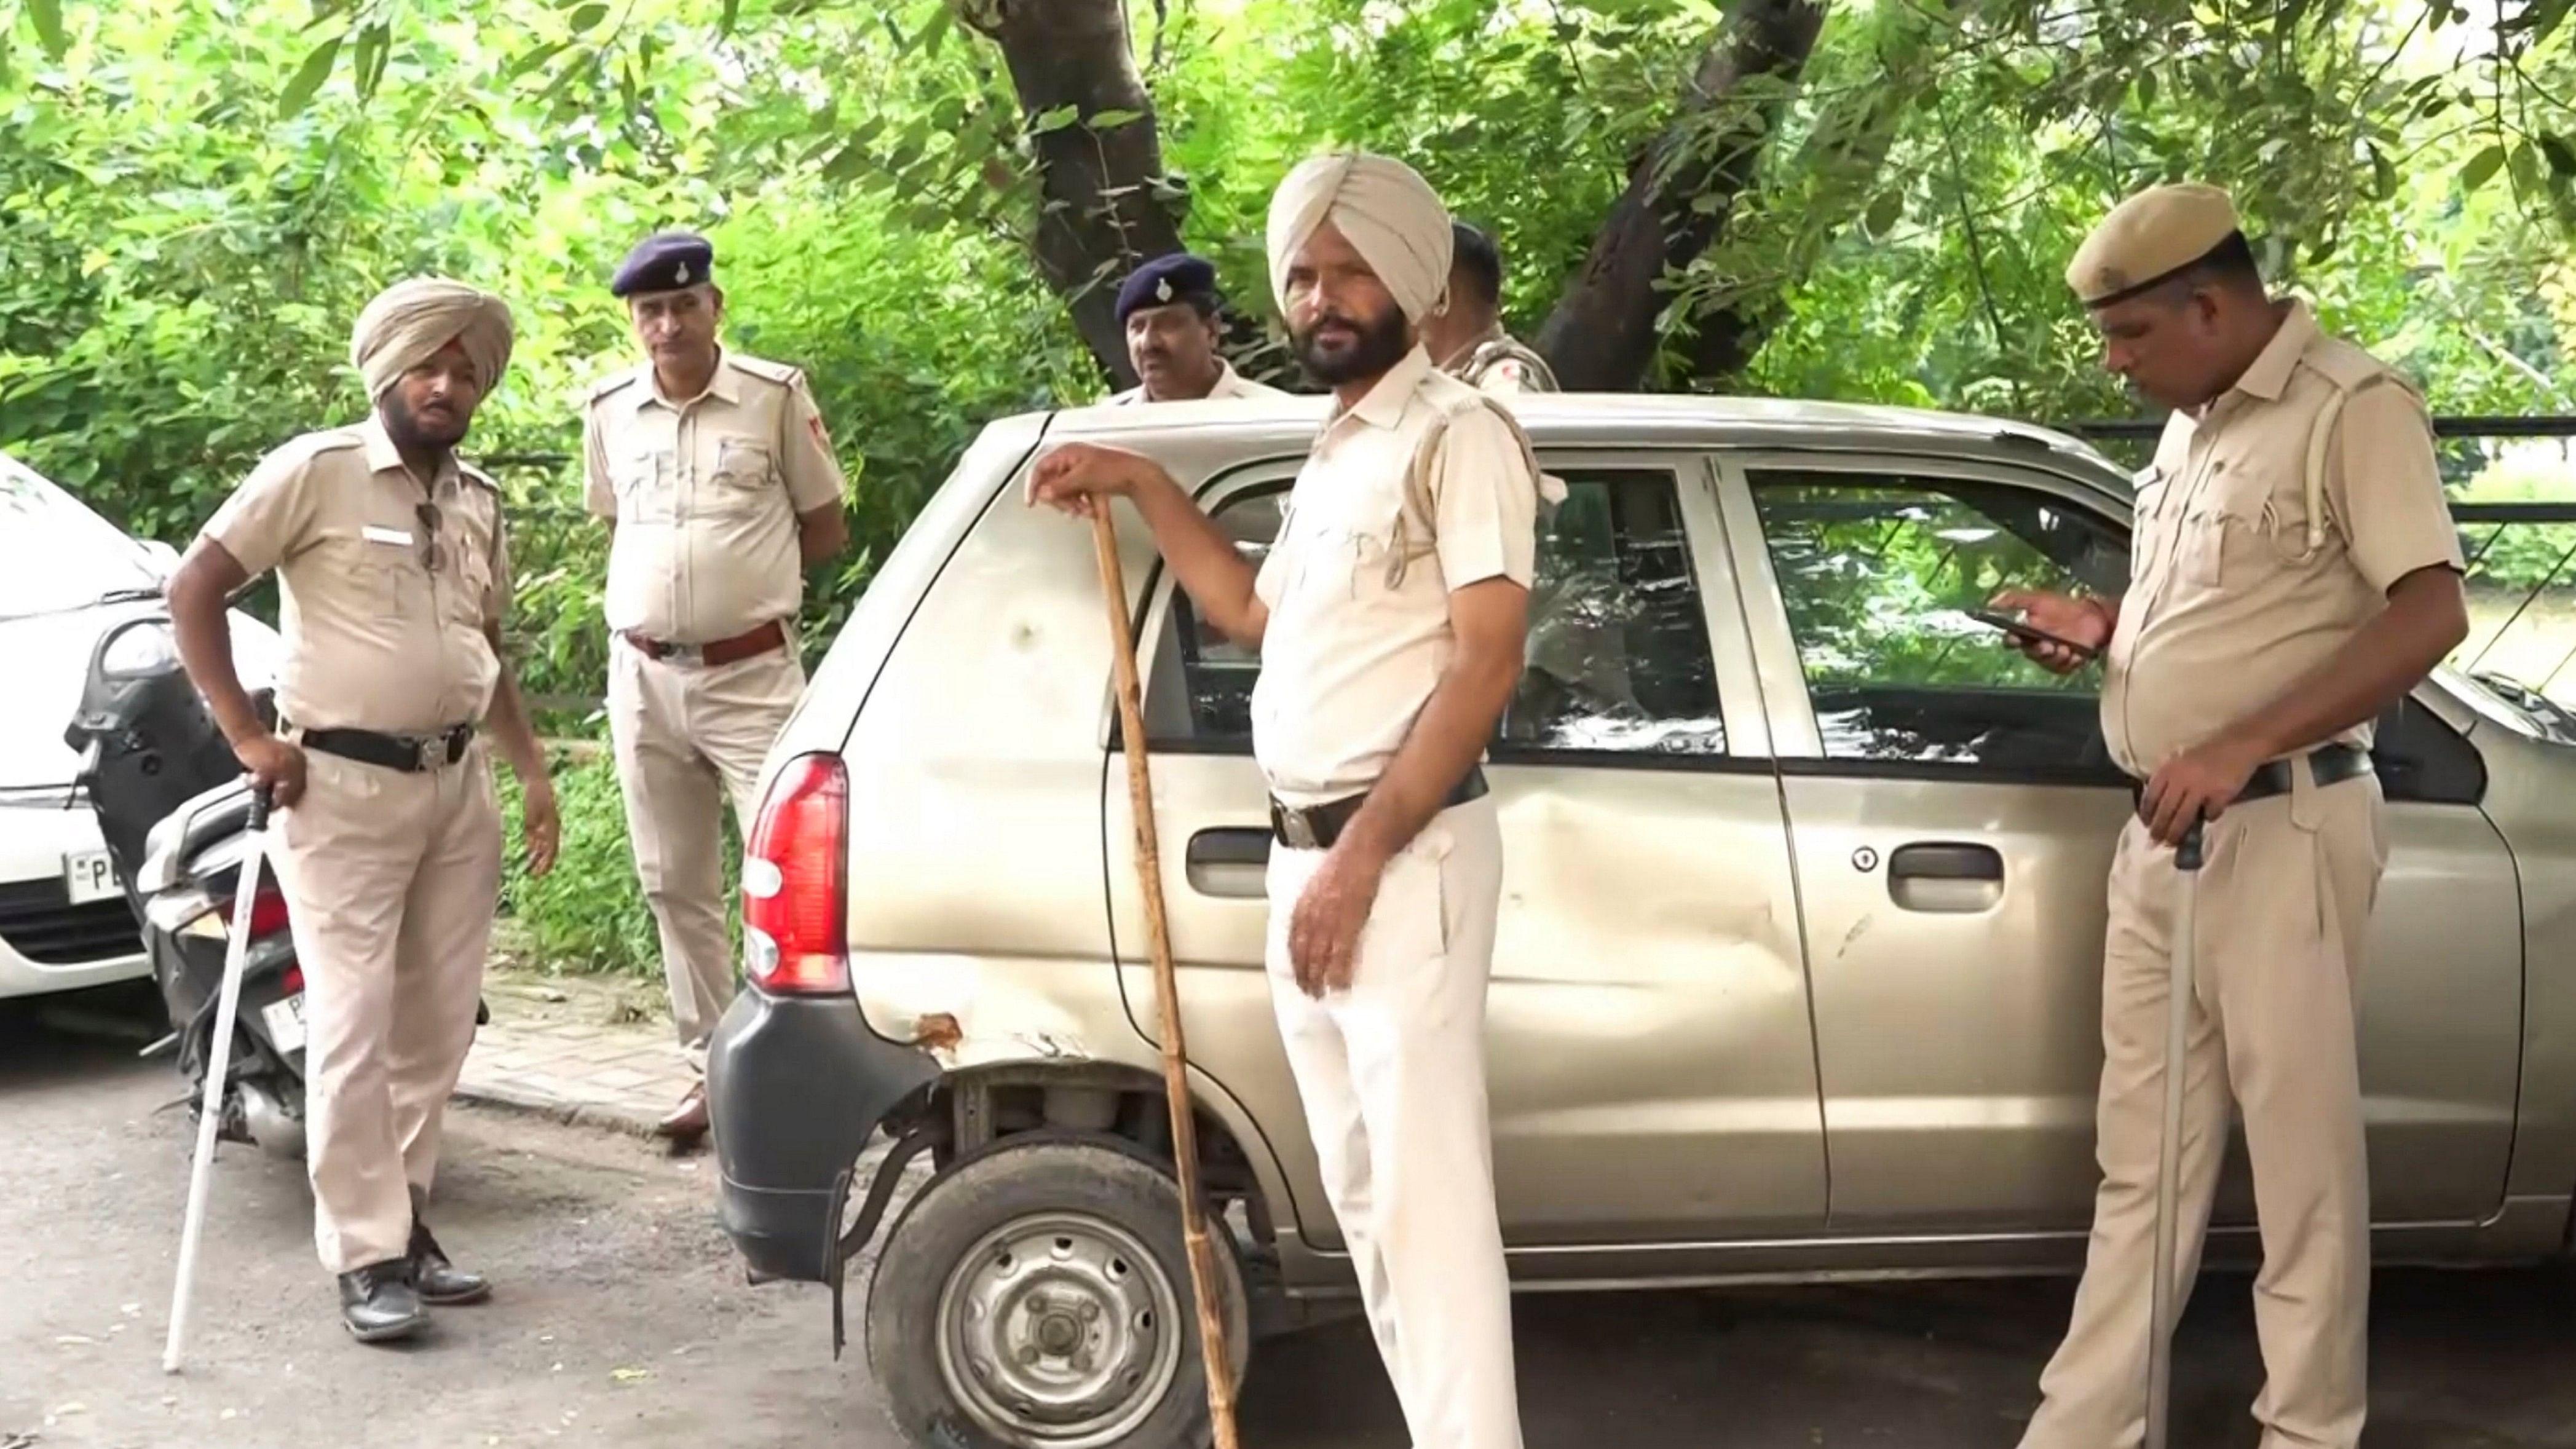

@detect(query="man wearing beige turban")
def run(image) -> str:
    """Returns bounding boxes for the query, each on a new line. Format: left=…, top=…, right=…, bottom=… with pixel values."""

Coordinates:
left=1031, top=151, right=1548, bottom=1448
left=167, top=277, right=560, bottom=1344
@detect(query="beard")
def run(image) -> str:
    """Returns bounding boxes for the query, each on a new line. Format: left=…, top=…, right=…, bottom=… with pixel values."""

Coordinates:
left=383, top=392, right=471, bottom=451
left=1292, top=305, right=1411, bottom=386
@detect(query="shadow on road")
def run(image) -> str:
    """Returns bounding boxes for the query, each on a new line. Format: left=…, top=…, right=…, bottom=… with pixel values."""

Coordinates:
left=1236, top=1263, right=2576, bottom=1447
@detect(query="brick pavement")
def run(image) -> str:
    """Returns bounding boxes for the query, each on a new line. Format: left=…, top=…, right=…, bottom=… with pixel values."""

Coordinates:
left=452, top=969, right=697, bottom=1138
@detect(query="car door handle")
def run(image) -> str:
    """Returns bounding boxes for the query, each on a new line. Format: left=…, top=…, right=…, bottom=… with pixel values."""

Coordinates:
left=1185, top=829, right=1271, bottom=898
left=1888, top=843, right=2003, bottom=881
left=1886, top=842, right=2004, bottom=914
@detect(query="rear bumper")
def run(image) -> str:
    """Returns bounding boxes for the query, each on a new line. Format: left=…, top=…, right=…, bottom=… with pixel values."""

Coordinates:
left=708, top=985, right=941, bottom=1283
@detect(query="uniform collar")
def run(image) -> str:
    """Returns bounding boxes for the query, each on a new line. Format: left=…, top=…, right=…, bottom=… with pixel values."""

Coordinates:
left=2230, top=299, right=2316, bottom=404
left=1337, top=344, right=1434, bottom=432
left=641, top=349, right=743, bottom=411
left=359, top=413, right=459, bottom=493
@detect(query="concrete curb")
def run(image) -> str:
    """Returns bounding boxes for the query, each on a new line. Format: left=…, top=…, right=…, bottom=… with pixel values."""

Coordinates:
left=449, top=1079, right=671, bottom=1140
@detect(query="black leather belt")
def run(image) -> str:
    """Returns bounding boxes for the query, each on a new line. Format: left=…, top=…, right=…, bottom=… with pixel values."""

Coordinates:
left=297, top=722, right=476, bottom=773
left=2130, top=741, right=2374, bottom=807
left=1270, top=766, right=1490, bottom=853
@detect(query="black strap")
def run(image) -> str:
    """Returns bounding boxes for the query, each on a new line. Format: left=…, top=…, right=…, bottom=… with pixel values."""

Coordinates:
left=299, top=723, right=475, bottom=773
left=2130, top=742, right=2374, bottom=807
left=1270, top=766, right=1490, bottom=852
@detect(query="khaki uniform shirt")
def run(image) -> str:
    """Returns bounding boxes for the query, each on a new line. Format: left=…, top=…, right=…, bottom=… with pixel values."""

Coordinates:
left=2101, top=301, right=2463, bottom=775
left=1110, top=361, right=1290, bottom=405
left=583, top=351, right=846, bottom=643
left=205, top=415, right=507, bottom=735
left=1445, top=328, right=1560, bottom=395
left=1250, top=346, right=1544, bottom=807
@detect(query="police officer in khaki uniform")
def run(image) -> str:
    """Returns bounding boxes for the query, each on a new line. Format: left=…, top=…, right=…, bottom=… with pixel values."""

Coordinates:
left=1033, top=152, right=1553, bottom=1449
left=168, top=278, right=560, bottom=1344
left=585, top=232, right=849, bottom=1147
left=1107, top=251, right=1292, bottom=405
left=1994, top=184, right=2469, bottom=1449
left=1421, top=222, right=1558, bottom=395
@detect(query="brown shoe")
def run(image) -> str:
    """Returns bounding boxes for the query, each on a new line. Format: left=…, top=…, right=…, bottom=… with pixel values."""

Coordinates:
left=655, top=1080, right=710, bottom=1148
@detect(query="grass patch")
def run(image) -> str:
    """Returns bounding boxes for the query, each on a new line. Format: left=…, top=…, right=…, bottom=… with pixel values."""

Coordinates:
left=495, top=746, right=741, bottom=979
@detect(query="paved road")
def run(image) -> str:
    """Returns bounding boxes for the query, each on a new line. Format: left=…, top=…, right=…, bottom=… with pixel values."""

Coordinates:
left=7, top=1003, right=2576, bottom=1449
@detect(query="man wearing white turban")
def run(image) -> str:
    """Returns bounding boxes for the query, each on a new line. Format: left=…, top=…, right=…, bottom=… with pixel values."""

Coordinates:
left=1030, top=151, right=1543, bottom=1448
left=167, top=277, right=559, bottom=1344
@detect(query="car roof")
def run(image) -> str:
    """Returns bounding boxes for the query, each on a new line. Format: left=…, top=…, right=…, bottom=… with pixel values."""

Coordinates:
left=1031, top=390, right=2133, bottom=492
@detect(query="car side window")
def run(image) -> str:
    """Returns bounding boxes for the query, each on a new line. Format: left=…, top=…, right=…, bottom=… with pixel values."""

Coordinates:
left=1750, top=469, right=2129, bottom=778
left=1151, top=466, right=1728, bottom=759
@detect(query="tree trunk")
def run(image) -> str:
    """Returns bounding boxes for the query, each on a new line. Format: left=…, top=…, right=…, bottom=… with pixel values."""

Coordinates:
left=967, top=0, right=1185, bottom=387
left=1679, top=0, right=1967, bottom=385
left=1533, top=0, right=1829, bottom=392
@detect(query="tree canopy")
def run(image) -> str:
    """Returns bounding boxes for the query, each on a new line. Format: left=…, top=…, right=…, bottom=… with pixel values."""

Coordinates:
left=4, top=0, right=2574, bottom=709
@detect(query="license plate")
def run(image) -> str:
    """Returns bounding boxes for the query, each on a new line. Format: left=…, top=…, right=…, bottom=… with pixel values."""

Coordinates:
left=262, top=993, right=307, bottom=1055
left=61, top=849, right=116, bottom=906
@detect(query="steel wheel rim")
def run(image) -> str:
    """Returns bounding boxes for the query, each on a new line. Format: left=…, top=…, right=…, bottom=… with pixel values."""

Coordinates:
left=934, top=1209, right=1184, bottom=1448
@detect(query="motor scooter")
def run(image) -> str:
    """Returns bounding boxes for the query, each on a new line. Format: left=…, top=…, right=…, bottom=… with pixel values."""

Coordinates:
left=65, top=609, right=492, bottom=1157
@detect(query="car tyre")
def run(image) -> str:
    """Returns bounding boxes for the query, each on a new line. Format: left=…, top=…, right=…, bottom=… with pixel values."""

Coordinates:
left=866, top=1132, right=1252, bottom=1449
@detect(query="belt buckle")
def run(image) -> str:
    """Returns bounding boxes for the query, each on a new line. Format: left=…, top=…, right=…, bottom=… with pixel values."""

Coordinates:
left=408, top=735, right=437, bottom=772
left=668, top=641, right=705, bottom=666
left=1271, top=801, right=1319, bottom=852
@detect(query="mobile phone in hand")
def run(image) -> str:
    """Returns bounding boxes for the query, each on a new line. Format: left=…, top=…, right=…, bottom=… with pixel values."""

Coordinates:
left=1968, top=607, right=2101, bottom=661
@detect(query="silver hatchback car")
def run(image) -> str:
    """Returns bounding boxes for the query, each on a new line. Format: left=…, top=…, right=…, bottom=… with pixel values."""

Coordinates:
left=707, top=393, right=2576, bottom=1449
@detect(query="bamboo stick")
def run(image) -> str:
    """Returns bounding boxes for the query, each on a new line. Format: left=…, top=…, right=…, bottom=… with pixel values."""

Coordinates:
left=1090, top=506, right=1243, bottom=1449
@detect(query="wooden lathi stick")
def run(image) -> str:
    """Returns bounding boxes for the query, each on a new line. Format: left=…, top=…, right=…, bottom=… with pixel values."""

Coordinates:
left=1089, top=506, right=1243, bottom=1449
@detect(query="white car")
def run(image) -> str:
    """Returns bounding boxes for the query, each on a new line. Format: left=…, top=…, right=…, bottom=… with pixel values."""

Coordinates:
left=0, top=453, right=278, bottom=1002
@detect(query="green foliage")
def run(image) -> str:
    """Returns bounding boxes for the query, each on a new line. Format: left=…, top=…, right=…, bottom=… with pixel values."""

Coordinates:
left=494, top=747, right=741, bottom=979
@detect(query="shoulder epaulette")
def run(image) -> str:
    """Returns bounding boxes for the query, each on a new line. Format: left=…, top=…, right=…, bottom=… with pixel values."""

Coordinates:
left=587, top=369, right=644, bottom=406
left=729, top=354, right=804, bottom=388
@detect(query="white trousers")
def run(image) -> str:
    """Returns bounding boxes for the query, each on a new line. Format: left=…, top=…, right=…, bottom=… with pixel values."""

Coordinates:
left=1264, top=794, right=1523, bottom=1449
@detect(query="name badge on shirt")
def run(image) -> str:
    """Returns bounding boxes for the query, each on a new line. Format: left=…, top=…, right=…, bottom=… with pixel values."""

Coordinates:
left=361, top=525, right=414, bottom=547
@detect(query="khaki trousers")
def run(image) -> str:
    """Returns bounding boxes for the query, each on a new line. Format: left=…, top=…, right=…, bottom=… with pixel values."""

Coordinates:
left=2020, top=773, right=2386, bottom=1449
left=1265, top=794, right=1524, bottom=1449
left=272, top=742, right=502, bottom=1276
left=607, top=638, right=803, bottom=1070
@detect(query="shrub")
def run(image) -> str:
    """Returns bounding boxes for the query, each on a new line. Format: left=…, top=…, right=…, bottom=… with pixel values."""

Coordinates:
left=494, top=746, right=741, bottom=979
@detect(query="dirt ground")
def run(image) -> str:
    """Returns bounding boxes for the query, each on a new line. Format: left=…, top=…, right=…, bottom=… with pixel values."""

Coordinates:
left=7, top=1001, right=2576, bottom=1449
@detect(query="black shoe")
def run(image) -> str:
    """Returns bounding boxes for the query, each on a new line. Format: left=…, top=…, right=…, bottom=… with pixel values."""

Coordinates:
left=339, top=1260, right=427, bottom=1343
left=408, top=1218, right=491, bottom=1306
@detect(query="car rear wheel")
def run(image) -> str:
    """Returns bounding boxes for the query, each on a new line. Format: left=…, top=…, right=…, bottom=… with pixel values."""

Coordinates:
left=866, top=1134, right=1251, bottom=1449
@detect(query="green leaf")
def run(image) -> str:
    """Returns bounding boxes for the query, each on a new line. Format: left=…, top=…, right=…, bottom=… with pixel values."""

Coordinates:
left=1864, top=189, right=1903, bottom=235
left=26, top=0, right=67, bottom=59
left=2460, top=143, right=2507, bottom=192
left=279, top=34, right=343, bottom=119
left=571, top=3, right=608, bottom=30
left=352, top=23, right=387, bottom=101
left=505, top=39, right=569, bottom=81
left=1030, top=103, right=1080, bottom=133
left=1089, top=107, right=1145, bottom=129
left=2369, top=144, right=2397, bottom=199
left=720, top=0, right=741, bottom=33
left=2542, top=133, right=2576, bottom=178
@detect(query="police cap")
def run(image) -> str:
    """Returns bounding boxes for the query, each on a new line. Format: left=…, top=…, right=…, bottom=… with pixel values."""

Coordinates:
left=611, top=230, right=716, bottom=299
left=1115, top=253, right=1220, bottom=326
left=2066, top=183, right=2245, bottom=309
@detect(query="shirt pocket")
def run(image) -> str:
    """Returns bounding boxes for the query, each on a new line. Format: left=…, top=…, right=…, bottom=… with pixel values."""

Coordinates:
left=616, top=446, right=676, bottom=523
left=314, top=526, right=409, bottom=617
left=708, top=438, right=776, bottom=515
left=448, top=515, right=496, bottom=629
left=2191, top=454, right=2301, bottom=588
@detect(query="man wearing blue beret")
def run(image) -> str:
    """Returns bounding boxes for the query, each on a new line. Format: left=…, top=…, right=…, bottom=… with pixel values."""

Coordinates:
left=1110, top=251, right=1290, bottom=405
left=582, top=229, right=850, bottom=1148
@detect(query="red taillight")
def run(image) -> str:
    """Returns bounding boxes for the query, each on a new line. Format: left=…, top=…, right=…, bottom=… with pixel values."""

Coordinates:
left=742, top=753, right=849, bottom=995
left=218, top=885, right=293, bottom=941
left=280, top=965, right=304, bottom=995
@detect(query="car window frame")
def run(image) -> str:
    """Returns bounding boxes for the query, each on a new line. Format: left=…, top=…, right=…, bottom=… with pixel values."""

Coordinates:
left=1715, top=446, right=2141, bottom=786
left=1121, top=446, right=1779, bottom=771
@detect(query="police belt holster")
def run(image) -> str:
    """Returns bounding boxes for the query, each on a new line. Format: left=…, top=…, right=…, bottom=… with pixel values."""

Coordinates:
left=294, top=721, right=476, bottom=773
left=2130, top=741, right=2374, bottom=808
left=620, top=619, right=788, bottom=668
left=1270, top=766, right=1490, bottom=853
